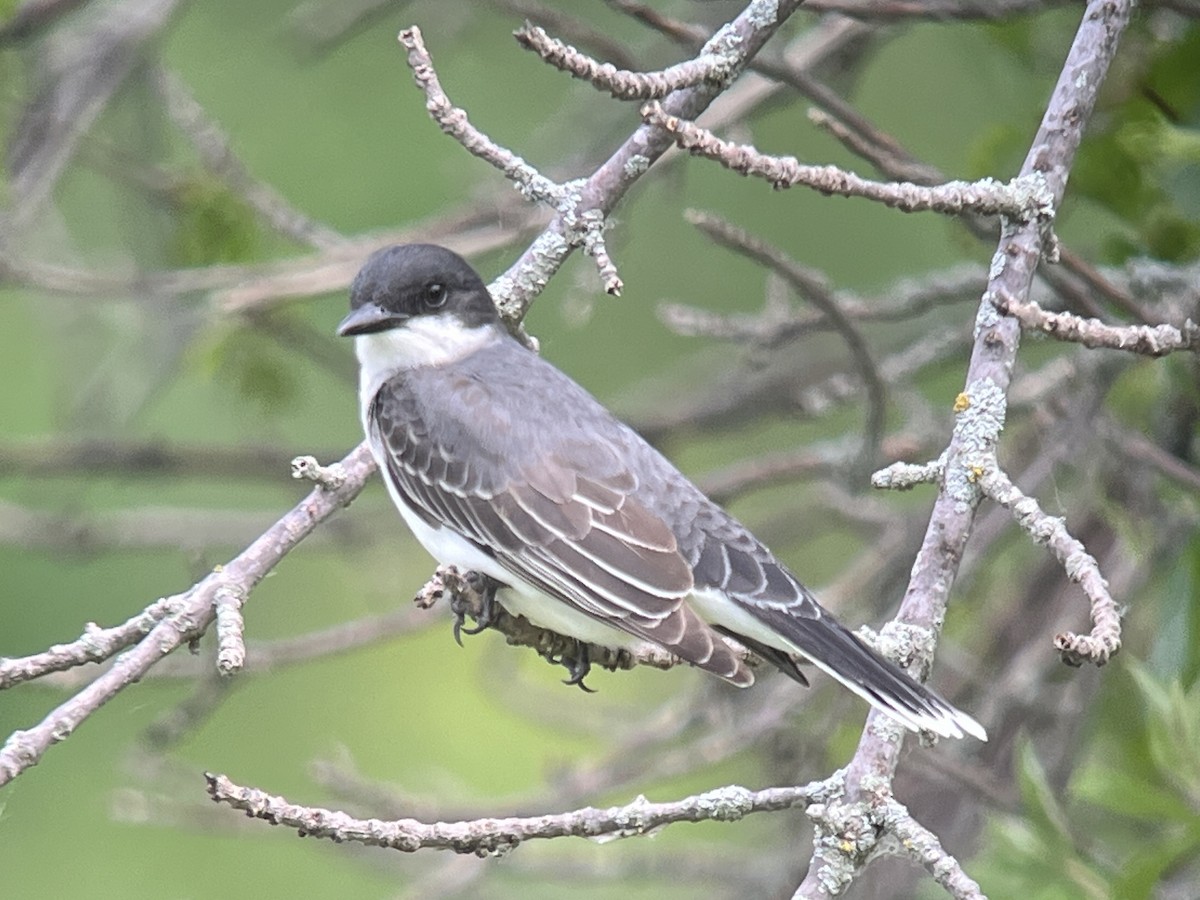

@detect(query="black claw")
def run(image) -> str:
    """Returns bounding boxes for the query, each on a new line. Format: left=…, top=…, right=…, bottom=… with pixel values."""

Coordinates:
left=560, top=642, right=595, bottom=693
left=450, top=574, right=499, bottom=645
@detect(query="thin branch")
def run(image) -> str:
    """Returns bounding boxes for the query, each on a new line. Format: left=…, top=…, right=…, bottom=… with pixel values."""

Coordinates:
left=141, top=673, right=235, bottom=750
left=0, top=437, right=344, bottom=481
left=1, top=598, right=174, bottom=690
left=796, top=1, right=1133, bottom=893
left=1101, top=420, right=1200, bottom=493
left=978, top=465, right=1121, bottom=667
left=514, top=22, right=735, bottom=100
left=607, top=0, right=897, bottom=182
left=399, top=26, right=562, bottom=206
left=494, top=0, right=808, bottom=319
left=414, top=566, right=757, bottom=679
left=805, top=91, right=1147, bottom=326
left=0, top=498, right=311, bottom=553
left=642, top=102, right=1054, bottom=223
left=686, top=210, right=888, bottom=473
left=485, top=0, right=640, bottom=70
left=994, top=291, right=1200, bottom=356
left=399, top=26, right=623, bottom=296
left=154, top=67, right=346, bottom=250
left=205, top=772, right=824, bottom=855
left=38, top=606, right=435, bottom=688
left=291, top=454, right=348, bottom=489
left=659, top=263, right=982, bottom=345
left=881, top=798, right=986, bottom=899
left=0, top=444, right=376, bottom=787
left=698, top=450, right=838, bottom=504
left=213, top=586, right=246, bottom=676
left=0, top=206, right=536, bottom=310
left=872, top=455, right=945, bottom=491
left=802, top=0, right=1071, bottom=19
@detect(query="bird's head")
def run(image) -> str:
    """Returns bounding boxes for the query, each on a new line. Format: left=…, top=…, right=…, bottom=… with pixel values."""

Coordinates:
left=337, top=244, right=504, bottom=374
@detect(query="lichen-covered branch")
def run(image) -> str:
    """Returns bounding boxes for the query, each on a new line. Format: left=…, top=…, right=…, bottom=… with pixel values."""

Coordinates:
left=205, top=771, right=823, bottom=855
left=978, top=465, right=1121, bottom=666
left=641, top=101, right=1055, bottom=224
left=795, top=0, right=1134, bottom=894
left=514, top=22, right=736, bottom=99
left=0, top=598, right=174, bottom=690
left=495, top=0, right=807, bottom=318
left=994, top=291, right=1200, bottom=356
left=413, top=565, right=756, bottom=678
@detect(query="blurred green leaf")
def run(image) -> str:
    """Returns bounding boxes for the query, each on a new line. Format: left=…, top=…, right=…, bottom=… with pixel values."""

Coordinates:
left=1128, top=663, right=1200, bottom=805
left=1073, top=765, right=1197, bottom=824
left=1111, top=822, right=1200, bottom=900
left=1015, top=739, right=1075, bottom=853
left=1149, top=533, right=1200, bottom=686
left=190, top=319, right=297, bottom=410
left=169, top=171, right=261, bottom=267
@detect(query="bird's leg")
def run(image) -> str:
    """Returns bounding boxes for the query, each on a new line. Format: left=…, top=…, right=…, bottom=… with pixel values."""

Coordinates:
left=451, top=571, right=500, bottom=646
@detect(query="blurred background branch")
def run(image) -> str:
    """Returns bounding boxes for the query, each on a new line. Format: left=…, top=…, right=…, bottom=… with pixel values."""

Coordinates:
left=2, top=0, right=1199, bottom=898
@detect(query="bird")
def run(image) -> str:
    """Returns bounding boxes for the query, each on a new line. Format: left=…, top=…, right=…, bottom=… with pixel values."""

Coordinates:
left=337, top=243, right=986, bottom=741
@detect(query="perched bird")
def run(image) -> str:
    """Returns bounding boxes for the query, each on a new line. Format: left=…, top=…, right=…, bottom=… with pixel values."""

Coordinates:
left=338, top=243, right=985, bottom=741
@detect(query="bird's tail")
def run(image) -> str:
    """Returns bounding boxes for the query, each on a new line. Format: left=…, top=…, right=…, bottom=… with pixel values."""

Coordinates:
left=752, top=606, right=986, bottom=741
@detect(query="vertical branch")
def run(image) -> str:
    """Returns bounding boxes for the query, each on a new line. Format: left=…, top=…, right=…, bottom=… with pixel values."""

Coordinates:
left=795, top=2, right=1135, bottom=895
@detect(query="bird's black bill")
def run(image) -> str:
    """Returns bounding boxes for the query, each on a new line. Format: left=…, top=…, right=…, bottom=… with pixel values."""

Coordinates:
left=337, top=303, right=408, bottom=336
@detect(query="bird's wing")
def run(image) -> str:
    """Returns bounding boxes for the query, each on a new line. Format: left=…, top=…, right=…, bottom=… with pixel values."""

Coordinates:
left=371, top=390, right=752, bottom=685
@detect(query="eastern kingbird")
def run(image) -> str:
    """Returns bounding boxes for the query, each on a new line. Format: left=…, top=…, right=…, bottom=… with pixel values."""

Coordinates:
left=338, top=244, right=985, bottom=741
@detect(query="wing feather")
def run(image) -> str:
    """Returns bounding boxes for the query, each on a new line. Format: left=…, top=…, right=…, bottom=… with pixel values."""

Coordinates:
left=369, top=381, right=750, bottom=685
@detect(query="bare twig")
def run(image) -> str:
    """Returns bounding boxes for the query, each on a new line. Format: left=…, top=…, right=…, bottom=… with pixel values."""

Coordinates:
left=1101, top=421, right=1200, bottom=494
left=796, top=2, right=1133, bottom=894
left=994, top=291, right=1200, bottom=356
left=0, top=437, right=344, bottom=481
left=803, top=0, right=1070, bottom=20
left=978, top=465, right=1122, bottom=667
left=1, top=598, right=174, bottom=690
left=213, top=586, right=246, bottom=676
left=291, top=454, right=348, bottom=489
left=872, top=455, right=946, bottom=491
left=205, top=771, right=825, bottom=854
left=515, top=22, right=736, bottom=99
left=399, top=26, right=562, bottom=206
left=686, top=210, right=888, bottom=473
left=882, top=798, right=986, bottom=899
left=659, top=263, right=981, bottom=345
left=643, top=102, right=1054, bottom=223
left=399, top=26, right=623, bottom=295
left=495, top=0, right=808, bottom=319
left=0, top=445, right=376, bottom=787
left=154, top=67, right=346, bottom=250
left=486, top=0, right=640, bottom=70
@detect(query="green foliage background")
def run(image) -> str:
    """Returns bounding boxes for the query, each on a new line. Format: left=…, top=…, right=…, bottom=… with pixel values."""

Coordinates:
left=1, top=2, right=1198, bottom=897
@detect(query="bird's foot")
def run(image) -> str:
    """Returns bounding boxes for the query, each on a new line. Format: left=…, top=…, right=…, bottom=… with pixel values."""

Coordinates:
left=556, top=641, right=596, bottom=693
left=451, top=572, right=499, bottom=646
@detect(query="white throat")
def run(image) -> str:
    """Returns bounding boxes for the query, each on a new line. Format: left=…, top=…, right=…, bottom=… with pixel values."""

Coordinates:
left=354, top=315, right=499, bottom=413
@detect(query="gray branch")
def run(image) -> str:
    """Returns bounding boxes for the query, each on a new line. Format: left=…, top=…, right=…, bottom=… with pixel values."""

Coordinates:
left=206, top=771, right=824, bottom=855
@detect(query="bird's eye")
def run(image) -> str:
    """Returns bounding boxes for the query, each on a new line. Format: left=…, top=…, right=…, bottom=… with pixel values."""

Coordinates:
left=424, top=283, right=446, bottom=309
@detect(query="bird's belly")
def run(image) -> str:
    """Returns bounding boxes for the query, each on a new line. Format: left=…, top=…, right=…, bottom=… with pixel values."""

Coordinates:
left=494, top=585, right=646, bottom=651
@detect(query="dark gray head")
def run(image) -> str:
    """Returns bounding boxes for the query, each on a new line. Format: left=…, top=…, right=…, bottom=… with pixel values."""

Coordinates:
left=336, top=244, right=501, bottom=337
